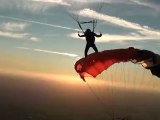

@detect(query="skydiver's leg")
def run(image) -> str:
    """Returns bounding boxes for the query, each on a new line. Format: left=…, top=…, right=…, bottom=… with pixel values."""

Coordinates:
left=92, top=44, right=98, bottom=53
left=85, top=44, right=90, bottom=58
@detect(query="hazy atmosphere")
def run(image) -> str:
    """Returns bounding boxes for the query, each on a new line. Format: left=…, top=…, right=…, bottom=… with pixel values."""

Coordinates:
left=0, top=0, right=160, bottom=120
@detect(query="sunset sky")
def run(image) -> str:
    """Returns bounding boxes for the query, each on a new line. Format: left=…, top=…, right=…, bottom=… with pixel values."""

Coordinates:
left=0, top=0, right=160, bottom=119
left=0, top=0, right=160, bottom=76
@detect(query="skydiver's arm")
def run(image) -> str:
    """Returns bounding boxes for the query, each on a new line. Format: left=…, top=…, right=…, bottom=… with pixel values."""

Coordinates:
left=78, top=32, right=85, bottom=37
left=95, top=32, right=102, bottom=37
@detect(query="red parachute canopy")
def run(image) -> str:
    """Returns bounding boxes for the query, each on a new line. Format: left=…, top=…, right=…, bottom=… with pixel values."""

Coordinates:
left=74, top=47, right=160, bottom=81
left=75, top=47, right=139, bottom=80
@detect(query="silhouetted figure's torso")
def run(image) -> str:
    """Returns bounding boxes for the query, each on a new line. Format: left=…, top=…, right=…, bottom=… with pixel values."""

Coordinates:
left=85, top=32, right=96, bottom=44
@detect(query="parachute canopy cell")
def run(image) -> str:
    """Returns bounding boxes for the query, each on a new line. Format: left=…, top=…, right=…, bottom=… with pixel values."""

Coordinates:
left=74, top=47, right=160, bottom=80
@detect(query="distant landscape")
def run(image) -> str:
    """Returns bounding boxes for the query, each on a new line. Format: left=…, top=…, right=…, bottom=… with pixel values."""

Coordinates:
left=0, top=72, right=160, bottom=120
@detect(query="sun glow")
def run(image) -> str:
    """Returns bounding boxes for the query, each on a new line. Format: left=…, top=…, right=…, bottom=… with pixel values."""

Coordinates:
left=0, top=69, right=159, bottom=93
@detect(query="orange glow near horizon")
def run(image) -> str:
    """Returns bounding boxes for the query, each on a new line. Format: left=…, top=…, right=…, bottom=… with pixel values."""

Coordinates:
left=0, top=68, right=160, bottom=94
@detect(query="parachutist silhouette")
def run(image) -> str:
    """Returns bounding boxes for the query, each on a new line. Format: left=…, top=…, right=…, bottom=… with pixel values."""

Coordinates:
left=78, top=29, right=102, bottom=58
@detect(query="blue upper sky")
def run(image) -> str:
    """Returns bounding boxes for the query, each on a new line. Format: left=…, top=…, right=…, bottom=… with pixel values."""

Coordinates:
left=0, top=0, right=160, bottom=75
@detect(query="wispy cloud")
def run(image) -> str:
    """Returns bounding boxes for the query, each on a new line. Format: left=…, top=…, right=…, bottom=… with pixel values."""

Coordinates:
left=130, top=0, right=160, bottom=11
left=30, top=37, right=40, bottom=42
left=69, top=8, right=160, bottom=42
left=0, top=30, right=40, bottom=42
left=16, top=47, right=79, bottom=58
left=1, top=22, right=30, bottom=32
left=16, top=47, right=31, bottom=50
left=0, top=0, right=107, bottom=14
left=78, top=9, right=159, bottom=32
left=34, top=49, right=78, bottom=57
left=0, top=0, right=63, bottom=13
left=65, top=0, right=130, bottom=4
left=70, top=32, right=160, bottom=42
left=32, top=0, right=70, bottom=6
left=0, top=31, right=28, bottom=39
left=0, top=21, right=40, bottom=41
left=0, top=15, right=79, bottom=31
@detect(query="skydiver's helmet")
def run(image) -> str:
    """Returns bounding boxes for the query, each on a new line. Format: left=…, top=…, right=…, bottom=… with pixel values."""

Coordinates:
left=85, top=29, right=91, bottom=34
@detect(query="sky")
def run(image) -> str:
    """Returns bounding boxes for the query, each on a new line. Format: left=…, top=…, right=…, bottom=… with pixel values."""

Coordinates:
left=0, top=0, right=160, bottom=119
left=0, top=0, right=160, bottom=75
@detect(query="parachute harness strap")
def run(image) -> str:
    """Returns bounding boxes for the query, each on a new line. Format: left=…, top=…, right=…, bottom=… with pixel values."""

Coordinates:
left=76, top=19, right=97, bottom=33
left=93, top=20, right=97, bottom=32
left=79, top=20, right=97, bottom=32
left=77, top=20, right=85, bottom=33
left=74, top=10, right=101, bottom=33
left=64, top=12, right=85, bottom=33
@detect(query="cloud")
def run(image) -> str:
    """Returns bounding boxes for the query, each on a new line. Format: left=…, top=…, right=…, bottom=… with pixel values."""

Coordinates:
left=78, top=9, right=158, bottom=32
left=0, top=0, right=153, bottom=15
left=0, top=15, right=79, bottom=31
left=0, top=0, right=131, bottom=14
left=0, top=0, right=70, bottom=13
left=0, top=20, right=40, bottom=42
left=32, top=0, right=70, bottom=6
left=99, top=33, right=160, bottom=42
left=0, top=30, right=40, bottom=42
left=69, top=32, right=160, bottom=42
left=0, top=0, right=39, bottom=12
left=131, top=0, right=160, bottom=5
left=0, top=31, right=28, bottom=39
left=130, top=0, right=160, bottom=11
left=1, top=22, right=30, bottom=32
left=16, top=47, right=31, bottom=50
left=0, top=0, right=58, bottom=13
left=30, top=37, right=40, bottom=42
left=69, top=8, right=160, bottom=42
left=16, top=47, right=79, bottom=58
left=65, top=0, right=130, bottom=4
left=34, top=49, right=78, bottom=57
